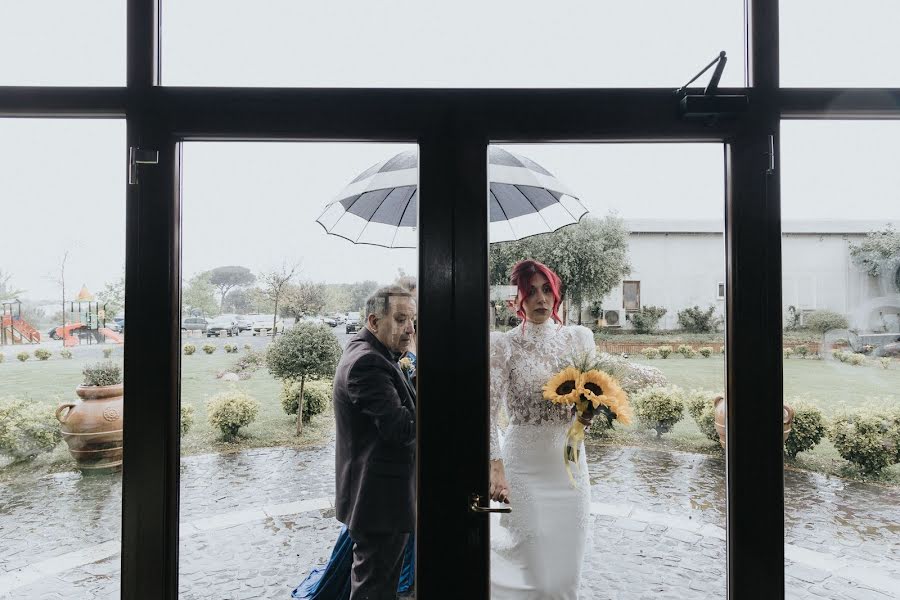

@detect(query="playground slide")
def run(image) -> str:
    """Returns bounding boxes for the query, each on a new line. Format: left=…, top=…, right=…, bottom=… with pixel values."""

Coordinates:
left=99, top=328, right=124, bottom=344
left=1, top=316, right=41, bottom=343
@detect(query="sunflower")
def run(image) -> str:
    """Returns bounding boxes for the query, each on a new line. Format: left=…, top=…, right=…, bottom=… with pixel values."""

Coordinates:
left=542, top=366, right=582, bottom=404
left=579, top=369, right=630, bottom=422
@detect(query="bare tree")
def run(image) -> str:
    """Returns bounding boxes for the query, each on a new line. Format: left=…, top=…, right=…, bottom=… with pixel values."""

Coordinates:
left=261, top=261, right=301, bottom=337
left=48, top=251, right=70, bottom=328
left=0, top=269, right=24, bottom=302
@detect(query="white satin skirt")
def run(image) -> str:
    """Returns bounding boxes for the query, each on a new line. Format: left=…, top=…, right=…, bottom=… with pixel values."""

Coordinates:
left=491, top=422, right=591, bottom=600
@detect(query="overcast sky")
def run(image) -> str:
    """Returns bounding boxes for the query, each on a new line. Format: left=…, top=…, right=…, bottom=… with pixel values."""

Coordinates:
left=2, top=3, right=900, bottom=301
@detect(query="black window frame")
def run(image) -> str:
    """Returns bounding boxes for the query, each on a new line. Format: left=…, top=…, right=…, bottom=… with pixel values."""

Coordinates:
left=3, top=1, right=900, bottom=599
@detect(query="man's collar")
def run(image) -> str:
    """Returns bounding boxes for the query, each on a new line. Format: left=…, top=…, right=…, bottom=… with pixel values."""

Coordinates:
left=360, top=327, right=402, bottom=362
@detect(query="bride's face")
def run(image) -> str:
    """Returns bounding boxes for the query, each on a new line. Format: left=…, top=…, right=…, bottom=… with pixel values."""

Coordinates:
left=520, top=272, right=553, bottom=324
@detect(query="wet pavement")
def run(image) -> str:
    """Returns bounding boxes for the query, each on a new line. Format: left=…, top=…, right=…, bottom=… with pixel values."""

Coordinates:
left=1, top=442, right=898, bottom=599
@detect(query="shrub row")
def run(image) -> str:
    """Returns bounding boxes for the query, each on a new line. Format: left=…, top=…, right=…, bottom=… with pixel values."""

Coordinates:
left=640, top=345, right=716, bottom=359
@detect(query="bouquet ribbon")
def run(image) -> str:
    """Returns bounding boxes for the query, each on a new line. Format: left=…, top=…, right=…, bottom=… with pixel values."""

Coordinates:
left=563, top=416, right=587, bottom=487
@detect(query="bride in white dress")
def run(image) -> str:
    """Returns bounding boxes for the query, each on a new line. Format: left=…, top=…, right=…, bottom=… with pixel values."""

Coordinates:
left=489, top=259, right=597, bottom=600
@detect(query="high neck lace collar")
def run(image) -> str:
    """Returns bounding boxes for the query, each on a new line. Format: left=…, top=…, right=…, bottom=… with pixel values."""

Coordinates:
left=517, top=318, right=561, bottom=340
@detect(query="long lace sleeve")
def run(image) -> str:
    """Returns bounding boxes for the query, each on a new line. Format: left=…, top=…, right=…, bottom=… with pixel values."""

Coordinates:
left=489, top=331, right=511, bottom=460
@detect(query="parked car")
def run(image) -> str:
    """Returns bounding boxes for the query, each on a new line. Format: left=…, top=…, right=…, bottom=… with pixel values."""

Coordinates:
left=251, top=315, right=284, bottom=335
left=181, top=317, right=209, bottom=333
left=206, top=316, right=240, bottom=337
left=113, top=317, right=125, bottom=334
left=235, top=315, right=254, bottom=332
left=322, top=316, right=337, bottom=327
left=345, top=311, right=361, bottom=334
left=105, top=320, right=123, bottom=333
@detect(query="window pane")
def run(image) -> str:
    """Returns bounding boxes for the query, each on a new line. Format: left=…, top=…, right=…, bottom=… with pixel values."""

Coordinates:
left=179, top=142, right=418, bottom=598
left=781, top=0, right=900, bottom=87
left=0, top=119, right=125, bottom=598
left=781, top=121, right=900, bottom=599
left=488, top=144, right=727, bottom=599
left=0, top=1, right=125, bottom=86
left=162, top=0, right=744, bottom=88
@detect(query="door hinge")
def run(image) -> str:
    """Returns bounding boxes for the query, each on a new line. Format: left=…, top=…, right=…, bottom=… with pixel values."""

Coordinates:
left=128, top=147, right=159, bottom=185
left=767, top=135, right=775, bottom=175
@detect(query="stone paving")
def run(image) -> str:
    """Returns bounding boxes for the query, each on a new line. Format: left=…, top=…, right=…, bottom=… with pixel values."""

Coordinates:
left=1, top=442, right=898, bottom=599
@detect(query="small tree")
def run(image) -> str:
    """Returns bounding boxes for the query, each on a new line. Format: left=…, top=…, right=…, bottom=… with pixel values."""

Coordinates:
left=266, top=322, right=342, bottom=434
left=183, top=272, right=219, bottom=317
left=261, top=261, right=300, bottom=336
left=630, top=306, right=667, bottom=333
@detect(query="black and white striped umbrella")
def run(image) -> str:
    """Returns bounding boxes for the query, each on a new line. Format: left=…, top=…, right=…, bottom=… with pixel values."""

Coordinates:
left=316, top=148, right=588, bottom=248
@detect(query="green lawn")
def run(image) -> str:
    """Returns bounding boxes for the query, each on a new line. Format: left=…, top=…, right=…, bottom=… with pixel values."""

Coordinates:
left=591, top=355, right=900, bottom=484
left=0, top=346, right=332, bottom=481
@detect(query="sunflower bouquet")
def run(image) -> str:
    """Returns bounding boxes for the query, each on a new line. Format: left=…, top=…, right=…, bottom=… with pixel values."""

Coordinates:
left=542, top=354, right=632, bottom=485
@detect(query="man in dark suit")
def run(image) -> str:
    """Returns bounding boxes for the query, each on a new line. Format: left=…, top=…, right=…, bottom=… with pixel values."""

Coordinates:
left=333, top=285, right=417, bottom=600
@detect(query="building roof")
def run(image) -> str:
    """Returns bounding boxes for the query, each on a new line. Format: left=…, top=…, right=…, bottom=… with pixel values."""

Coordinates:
left=625, top=218, right=897, bottom=235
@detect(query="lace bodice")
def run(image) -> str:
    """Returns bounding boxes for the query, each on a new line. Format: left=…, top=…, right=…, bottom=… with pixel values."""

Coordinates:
left=489, top=320, right=596, bottom=460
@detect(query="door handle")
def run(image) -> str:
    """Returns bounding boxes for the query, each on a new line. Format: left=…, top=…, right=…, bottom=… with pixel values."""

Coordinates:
left=469, top=493, right=511, bottom=514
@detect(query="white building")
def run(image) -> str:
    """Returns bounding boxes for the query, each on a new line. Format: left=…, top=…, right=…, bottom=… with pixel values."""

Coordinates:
left=594, top=219, right=899, bottom=332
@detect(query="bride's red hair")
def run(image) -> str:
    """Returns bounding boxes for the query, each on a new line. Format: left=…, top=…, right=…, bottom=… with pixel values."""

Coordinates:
left=510, top=259, right=563, bottom=324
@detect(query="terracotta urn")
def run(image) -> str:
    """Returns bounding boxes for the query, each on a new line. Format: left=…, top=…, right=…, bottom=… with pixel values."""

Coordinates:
left=56, top=384, right=124, bottom=472
left=713, top=396, right=794, bottom=449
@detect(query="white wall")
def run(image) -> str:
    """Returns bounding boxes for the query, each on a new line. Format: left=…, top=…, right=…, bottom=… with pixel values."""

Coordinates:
left=594, top=231, right=875, bottom=330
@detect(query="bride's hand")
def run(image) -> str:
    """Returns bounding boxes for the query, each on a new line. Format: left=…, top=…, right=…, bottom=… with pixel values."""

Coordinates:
left=489, top=459, right=511, bottom=504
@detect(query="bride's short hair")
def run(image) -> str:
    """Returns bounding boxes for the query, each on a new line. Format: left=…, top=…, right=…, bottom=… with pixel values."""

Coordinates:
left=510, top=259, right=562, bottom=324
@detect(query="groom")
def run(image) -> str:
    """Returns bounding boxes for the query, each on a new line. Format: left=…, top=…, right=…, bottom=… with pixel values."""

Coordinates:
left=334, top=285, right=417, bottom=600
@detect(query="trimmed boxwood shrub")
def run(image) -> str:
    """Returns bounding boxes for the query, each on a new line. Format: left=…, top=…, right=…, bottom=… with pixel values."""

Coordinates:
left=180, top=404, right=195, bottom=435
left=783, top=347, right=794, bottom=359
left=784, top=401, right=827, bottom=459
left=280, top=380, right=332, bottom=423
left=685, top=389, right=721, bottom=444
left=657, top=345, right=673, bottom=359
left=676, top=344, right=696, bottom=358
left=698, top=347, right=713, bottom=358
left=17, top=352, right=30, bottom=362
left=829, top=412, right=900, bottom=474
left=59, top=349, right=73, bottom=359
left=206, top=389, right=259, bottom=438
left=793, top=345, right=809, bottom=358
left=183, top=344, right=196, bottom=355
left=103, top=348, right=114, bottom=359
left=34, top=349, right=52, bottom=361
left=641, top=347, right=659, bottom=359
left=202, top=344, right=216, bottom=355
left=632, top=385, right=685, bottom=437
left=0, top=397, right=62, bottom=462
left=224, top=344, right=238, bottom=354
left=805, top=309, right=848, bottom=334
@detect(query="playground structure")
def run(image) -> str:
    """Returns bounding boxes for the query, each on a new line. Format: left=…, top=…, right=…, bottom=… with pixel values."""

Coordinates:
left=50, top=300, right=124, bottom=347
left=0, top=300, right=41, bottom=345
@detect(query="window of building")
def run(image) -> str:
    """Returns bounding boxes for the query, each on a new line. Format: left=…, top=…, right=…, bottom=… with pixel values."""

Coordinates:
left=623, top=280, right=641, bottom=311
left=718, top=282, right=726, bottom=299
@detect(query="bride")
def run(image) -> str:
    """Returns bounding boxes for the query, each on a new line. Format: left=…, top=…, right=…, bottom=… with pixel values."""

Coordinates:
left=489, top=259, right=596, bottom=599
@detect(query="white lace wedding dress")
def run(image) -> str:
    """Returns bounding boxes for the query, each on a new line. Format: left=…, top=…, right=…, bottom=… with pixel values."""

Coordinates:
left=490, top=319, right=596, bottom=600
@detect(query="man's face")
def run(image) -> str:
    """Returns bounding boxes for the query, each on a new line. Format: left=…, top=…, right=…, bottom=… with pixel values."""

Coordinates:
left=371, top=296, right=417, bottom=354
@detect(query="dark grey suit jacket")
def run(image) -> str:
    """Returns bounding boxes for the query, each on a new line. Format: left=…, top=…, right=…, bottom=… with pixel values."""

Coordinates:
left=334, top=327, right=416, bottom=533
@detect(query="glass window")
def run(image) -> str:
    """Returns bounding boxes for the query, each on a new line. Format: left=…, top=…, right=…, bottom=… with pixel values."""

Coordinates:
left=488, top=143, right=727, bottom=599
left=623, top=281, right=641, bottom=311
left=717, top=282, right=725, bottom=300
left=781, top=120, right=900, bottom=599
left=178, top=142, right=418, bottom=597
left=781, top=0, right=900, bottom=87
left=162, top=0, right=744, bottom=88
left=0, top=1, right=125, bottom=86
left=0, top=119, right=125, bottom=598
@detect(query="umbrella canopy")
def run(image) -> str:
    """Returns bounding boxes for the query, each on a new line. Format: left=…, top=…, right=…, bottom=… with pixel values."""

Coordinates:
left=316, top=148, right=588, bottom=248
